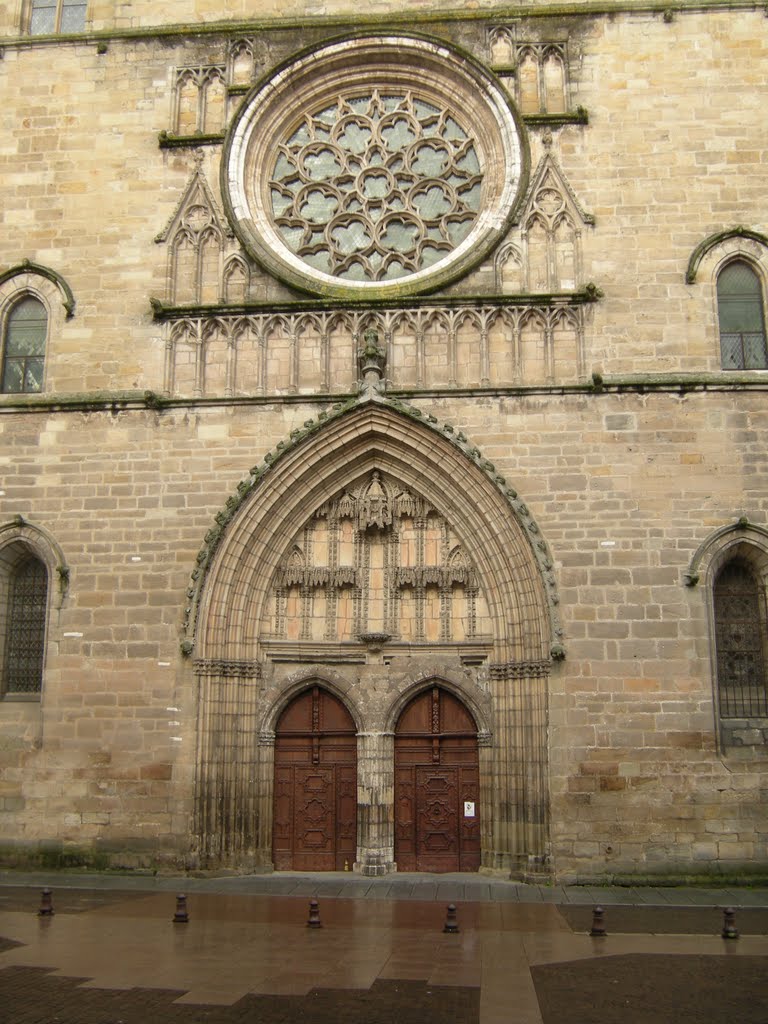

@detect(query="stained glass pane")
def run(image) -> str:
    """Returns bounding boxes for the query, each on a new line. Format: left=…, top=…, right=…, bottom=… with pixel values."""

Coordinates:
left=718, top=262, right=767, bottom=369
left=2, top=298, right=47, bottom=394
left=24, top=358, right=45, bottom=393
left=60, top=3, right=87, bottom=32
left=6, top=299, right=47, bottom=356
left=2, top=362, right=24, bottom=394
left=4, top=557, right=47, bottom=694
left=714, top=560, right=768, bottom=717
left=29, top=0, right=56, bottom=34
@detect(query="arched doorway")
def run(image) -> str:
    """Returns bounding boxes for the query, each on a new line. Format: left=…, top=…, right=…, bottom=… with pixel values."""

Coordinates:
left=394, top=686, right=480, bottom=872
left=191, top=402, right=554, bottom=872
left=273, top=686, right=357, bottom=870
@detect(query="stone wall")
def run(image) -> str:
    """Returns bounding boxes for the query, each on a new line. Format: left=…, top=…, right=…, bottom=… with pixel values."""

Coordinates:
left=0, top=387, right=766, bottom=875
left=0, top=2, right=766, bottom=879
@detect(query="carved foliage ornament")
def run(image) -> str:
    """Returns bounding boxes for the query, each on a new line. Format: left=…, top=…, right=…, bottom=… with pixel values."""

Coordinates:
left=222, top=35, right=528, bottom=299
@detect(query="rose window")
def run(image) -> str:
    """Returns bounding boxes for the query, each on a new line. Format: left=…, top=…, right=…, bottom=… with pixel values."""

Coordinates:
left=270, top=92, right=483, bottom=282
left=224, top=35, right=528, bottom=299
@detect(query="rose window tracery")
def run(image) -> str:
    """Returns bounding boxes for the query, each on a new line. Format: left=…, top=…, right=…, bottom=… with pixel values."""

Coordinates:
left=223, top=35, right=527, bottom=299
left=270, top=92, right=483, bottom=282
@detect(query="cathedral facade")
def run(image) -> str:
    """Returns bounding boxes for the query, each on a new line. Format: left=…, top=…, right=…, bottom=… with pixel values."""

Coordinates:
left=0, top=0, right=766, bottom=881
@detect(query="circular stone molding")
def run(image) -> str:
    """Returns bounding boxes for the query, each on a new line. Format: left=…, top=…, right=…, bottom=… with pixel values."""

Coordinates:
left=222, top=34, right=528, bottom=300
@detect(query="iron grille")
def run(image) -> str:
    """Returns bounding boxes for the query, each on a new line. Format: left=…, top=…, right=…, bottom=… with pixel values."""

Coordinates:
left=720, top=331, right=768, bottom=371
left=714, top=560, right=768, bottom=718
left=4, top=556, right=47, bottom=694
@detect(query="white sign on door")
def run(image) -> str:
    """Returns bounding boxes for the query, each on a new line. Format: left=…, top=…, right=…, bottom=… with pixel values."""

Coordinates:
left=463, top=801, right=475, bottom=817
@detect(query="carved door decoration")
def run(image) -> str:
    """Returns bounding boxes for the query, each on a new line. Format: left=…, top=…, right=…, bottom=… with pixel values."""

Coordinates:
left=394, top=687, right=480, bottom=872
left=273, top=687, right=357, bottom=871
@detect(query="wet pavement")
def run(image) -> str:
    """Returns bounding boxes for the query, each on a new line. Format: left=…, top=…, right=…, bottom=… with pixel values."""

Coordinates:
left=0, top=871, right=766, bottom=1023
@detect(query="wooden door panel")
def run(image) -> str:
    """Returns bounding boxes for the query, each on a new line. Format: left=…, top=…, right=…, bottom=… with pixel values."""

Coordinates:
left=394, top=766, right=417, bottom=871
left=459, top=765, right=481, bottom=871
left=272, top=765, right=294, bottom=870
left=416, top=767, right=459, bottom=872
left=395, top=687, right=479, bottom=873
left=273, top=687, right=357, bottom=871
left=293, top=767, right=335, bottom=870
left=335, top=764, right=357, bottom=869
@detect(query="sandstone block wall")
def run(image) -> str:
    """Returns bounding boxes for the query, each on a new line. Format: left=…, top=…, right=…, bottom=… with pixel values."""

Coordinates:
left=0, top=2, right=765, bottom=879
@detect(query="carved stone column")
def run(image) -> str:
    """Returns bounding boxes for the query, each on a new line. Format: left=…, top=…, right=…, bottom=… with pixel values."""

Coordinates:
left=193, top=659, right=264, bottom=869
left=484, top=662, right=550, bottom=876
left=255, top=731, right=276, bottom=870
left=354, top=730, right=395, bottom=876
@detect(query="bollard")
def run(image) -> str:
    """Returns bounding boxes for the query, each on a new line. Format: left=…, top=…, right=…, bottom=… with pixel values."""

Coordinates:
left=589, top=906, right=607, bottom=937
left=443, top=903, right=459, bottom=934
left=173, top=894, right=189, bottom=924
left=721, top=907, right=739, bottom=940
left=38, top=888, right=54, bottom=917
left=307, top=898, right=322, bottom=929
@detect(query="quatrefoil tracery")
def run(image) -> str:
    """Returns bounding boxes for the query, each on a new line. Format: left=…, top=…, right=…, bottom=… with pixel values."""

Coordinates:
left=269, top=92, right=483, bottom=282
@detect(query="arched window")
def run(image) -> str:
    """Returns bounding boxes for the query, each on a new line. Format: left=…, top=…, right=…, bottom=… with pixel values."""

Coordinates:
left=717, top=260, right=767, bottom=370
left=2, top=554, right=48, bottom=695
left=2, top=297, right=47, bottom=394
left=713, top=558, right=768, bottom=718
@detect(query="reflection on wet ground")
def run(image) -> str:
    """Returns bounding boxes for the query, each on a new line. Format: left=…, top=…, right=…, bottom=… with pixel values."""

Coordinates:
left=0, top=875, right=765, bottom=1023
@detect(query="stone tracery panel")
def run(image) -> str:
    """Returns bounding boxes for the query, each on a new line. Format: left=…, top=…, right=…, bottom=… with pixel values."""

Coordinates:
left=224, top=34, right=526, bottom=299
left=487, top=31, right=569, bottom=116
left=172, top=65, right=227, bottom=136
left=162, top=301, right=587, bottom=396
left=263, top=471, right=491, bottom=644
left=270, top=91, right=483, bottom=283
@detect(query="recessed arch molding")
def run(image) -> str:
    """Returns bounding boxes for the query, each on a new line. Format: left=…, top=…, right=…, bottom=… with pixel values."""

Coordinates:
left=188, top=392, right=559, bottom=876
left=0, top=260, right=76, bottom=318
left=685, top=228, right=768, bottom=285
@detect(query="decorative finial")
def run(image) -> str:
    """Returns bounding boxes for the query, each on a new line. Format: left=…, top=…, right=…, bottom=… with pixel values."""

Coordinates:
left=358, top=326, right=387, bottom=396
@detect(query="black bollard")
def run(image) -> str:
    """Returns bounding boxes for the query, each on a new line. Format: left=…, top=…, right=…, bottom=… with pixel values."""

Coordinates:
left=589, top=906, right=607, bottom=937
left=38, top=888, right=54, bottom=917
left=173, top=894, right=189, bottom=923
left=307, top=898, right=322, bottom=929
left=443, top=903, right=459, bottom=934
left=721, top=907, right=739, bottom=940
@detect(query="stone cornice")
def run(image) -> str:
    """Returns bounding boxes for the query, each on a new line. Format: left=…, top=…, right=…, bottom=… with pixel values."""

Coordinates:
left=1, top=1, right=761, bottom=49
left=150, top=290, right=600, bottom=321
left=1, top=373, right=768, bottom=415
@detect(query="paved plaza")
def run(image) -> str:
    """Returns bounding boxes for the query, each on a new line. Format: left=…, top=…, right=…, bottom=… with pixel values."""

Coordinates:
left=0, top=872, right=766, bottom=1023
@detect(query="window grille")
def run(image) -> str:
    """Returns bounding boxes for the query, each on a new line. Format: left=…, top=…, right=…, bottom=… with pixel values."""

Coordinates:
left=3, top=556, right=47, bottom=694
left=2, top=297, right=47, bottom=394
left=714, top=559, right=768, bottom=717
left=29, top=0, right=86, bottom=35
left=717, top=261, right=768, bottom=370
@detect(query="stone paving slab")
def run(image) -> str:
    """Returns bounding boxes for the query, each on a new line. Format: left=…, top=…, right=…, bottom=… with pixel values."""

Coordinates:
left=1, top=870, right=767, bottom=908
left=532, top=954, right=768, bottom=1024
left=0, top=890, right=767, bottom=1024
left=0, top=968, right=479, bottom=1024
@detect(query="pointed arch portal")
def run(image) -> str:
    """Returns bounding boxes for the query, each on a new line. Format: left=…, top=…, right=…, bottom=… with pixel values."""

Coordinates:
left=192, top=401, right=555, bottom=876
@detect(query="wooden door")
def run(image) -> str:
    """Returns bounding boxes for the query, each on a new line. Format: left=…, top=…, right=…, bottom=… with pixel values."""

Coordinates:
left=394, top=687, right=480, bottom=872
left=273, top=687, right=357, bottom=871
